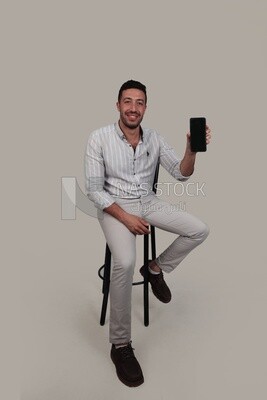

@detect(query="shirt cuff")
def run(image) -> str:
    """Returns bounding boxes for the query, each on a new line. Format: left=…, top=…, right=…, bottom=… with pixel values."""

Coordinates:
left=172, top=162, right=191, bottom=181
left=87, top=191, right=115, bottom=210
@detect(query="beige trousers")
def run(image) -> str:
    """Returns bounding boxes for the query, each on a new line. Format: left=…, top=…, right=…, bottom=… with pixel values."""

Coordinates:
left=97, top=196, right=209, bottom=344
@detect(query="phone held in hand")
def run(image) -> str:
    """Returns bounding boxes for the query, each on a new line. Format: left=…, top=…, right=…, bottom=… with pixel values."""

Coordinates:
left=190, top=117, right=207, bottom=152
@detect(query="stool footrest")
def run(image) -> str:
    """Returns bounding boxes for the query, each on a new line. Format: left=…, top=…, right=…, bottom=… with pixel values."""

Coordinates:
left=98, top=265, right=105, bottom=280
left=98, top=260, right=152, bottom=285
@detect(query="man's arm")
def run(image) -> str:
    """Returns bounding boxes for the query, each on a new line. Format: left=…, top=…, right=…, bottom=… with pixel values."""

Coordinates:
left=84, top=132, right=116, bottom=210
left=180, top=152, right=196, bottom=176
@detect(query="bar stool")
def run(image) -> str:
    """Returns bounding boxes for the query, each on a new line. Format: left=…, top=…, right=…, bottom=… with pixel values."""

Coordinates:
left=97, top=163, right=160, bottom=327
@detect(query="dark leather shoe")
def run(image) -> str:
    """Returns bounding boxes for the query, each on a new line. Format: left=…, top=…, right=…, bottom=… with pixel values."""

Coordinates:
left=140, top=265, right=172, bottom=303
left=110, top=342, right=144, bottom=387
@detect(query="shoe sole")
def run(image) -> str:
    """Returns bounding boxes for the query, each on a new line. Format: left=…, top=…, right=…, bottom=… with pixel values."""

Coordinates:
left=111, top=353, right=144, bottom=387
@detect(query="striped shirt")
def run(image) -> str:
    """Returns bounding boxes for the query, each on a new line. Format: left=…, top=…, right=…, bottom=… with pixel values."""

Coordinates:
left=84, top=122, right=190, bottom=210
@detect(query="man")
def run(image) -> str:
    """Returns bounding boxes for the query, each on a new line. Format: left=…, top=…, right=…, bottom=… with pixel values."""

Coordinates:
left=84, top=80, right=211, bottom=387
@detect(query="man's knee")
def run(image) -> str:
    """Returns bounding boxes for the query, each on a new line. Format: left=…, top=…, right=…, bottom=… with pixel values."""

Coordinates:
left=198, top=222, right=210, bottom=242
left=112, top=256, right=135, bottom=277
left=191, top=222, right=210, bottom=243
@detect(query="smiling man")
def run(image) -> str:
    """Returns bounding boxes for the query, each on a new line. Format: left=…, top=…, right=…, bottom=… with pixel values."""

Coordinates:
left=84, top=80, right=211, bottom=387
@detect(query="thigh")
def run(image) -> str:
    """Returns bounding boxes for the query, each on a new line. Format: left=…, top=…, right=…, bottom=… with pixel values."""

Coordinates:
left=142, top=198, right=207, bottom=237
left=97, top=202, right=139, bottom=265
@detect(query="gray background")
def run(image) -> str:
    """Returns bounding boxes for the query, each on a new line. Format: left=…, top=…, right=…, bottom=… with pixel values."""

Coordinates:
left=2, top=0, right=266, bottom=399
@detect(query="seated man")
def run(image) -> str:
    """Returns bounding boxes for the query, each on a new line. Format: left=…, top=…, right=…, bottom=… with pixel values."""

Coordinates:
left=84, top=79, right=211, bottom=387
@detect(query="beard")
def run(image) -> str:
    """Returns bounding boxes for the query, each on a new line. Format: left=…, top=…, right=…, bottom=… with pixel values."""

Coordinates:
left=120, top=112, right=143, bottom=130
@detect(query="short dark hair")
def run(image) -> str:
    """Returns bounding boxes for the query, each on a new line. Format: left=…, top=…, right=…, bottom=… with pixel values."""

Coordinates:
left=118, top=80, right=147, bottom=103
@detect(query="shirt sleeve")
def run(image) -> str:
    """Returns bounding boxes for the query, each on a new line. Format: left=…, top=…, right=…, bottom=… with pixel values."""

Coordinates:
left=84, top=131, right=115, bottom=210
left=158, top=134, right=191, bottom=181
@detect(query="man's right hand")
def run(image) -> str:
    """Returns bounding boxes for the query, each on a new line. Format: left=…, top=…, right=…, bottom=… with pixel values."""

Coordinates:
left=122, top=214, right=150, bottom=235
left=103, top=202, right=150, bottom=235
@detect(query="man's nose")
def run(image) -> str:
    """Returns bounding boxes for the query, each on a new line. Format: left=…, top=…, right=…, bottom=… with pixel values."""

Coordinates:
left=130, top=102, right=137, bottom=112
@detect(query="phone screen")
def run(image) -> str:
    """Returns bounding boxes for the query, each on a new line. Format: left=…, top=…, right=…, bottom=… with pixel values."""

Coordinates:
left=190, top=117, right=207, bottom=152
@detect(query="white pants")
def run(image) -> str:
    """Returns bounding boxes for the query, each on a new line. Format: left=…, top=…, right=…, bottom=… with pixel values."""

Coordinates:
left=97, top=196, right=209, bottom=344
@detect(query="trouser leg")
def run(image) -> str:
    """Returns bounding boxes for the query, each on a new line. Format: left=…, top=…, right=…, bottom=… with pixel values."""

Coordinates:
left=142, top=198, right=210, bottom=273
left=97, top=204, right=138, bottom=344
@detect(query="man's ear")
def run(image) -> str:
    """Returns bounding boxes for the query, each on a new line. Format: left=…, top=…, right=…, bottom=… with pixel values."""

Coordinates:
left=116, top=101, right=120, bottom=111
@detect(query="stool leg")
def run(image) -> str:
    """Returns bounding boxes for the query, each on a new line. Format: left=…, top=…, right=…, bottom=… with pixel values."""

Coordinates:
left=143, top=234, right=149, bottom=326
left=100, top=245, right=111, bottom=326
left=151, top=225, right=156, bottom=260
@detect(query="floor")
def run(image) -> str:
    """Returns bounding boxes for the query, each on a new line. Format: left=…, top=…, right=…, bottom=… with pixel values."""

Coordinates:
left=20, top=230, right=266, bottom=400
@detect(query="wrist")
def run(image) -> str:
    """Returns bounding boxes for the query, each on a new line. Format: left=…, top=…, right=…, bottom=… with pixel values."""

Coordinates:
left=184, top=148, right=197, bottom=158
left=119, top=209, right=129, bottom=224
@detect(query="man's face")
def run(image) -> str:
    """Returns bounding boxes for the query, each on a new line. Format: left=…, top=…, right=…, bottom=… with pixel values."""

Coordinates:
left=117, top=88, right=147, bottom=130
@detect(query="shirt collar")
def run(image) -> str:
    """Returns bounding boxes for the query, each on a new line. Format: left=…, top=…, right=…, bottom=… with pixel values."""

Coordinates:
left=115, top=121, right=144, bottom=143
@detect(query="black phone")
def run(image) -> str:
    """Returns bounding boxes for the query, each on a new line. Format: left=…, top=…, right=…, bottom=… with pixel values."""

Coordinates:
left=190, top=117, right=207, bottom=152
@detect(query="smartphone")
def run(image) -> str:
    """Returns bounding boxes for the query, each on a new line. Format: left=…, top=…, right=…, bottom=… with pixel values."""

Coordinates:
left=190, top=117, right=207, bottom=152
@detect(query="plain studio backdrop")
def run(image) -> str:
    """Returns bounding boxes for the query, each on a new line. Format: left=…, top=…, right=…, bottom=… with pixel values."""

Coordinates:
left=2, top=1, right=266, bottom=399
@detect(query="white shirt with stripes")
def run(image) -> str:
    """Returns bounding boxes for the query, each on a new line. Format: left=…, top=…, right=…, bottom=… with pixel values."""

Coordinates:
left=84, top=122, right=190, bottom=210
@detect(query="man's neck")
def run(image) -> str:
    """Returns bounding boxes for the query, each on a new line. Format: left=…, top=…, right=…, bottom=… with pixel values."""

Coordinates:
left=118, top=120, right=140, bottom=141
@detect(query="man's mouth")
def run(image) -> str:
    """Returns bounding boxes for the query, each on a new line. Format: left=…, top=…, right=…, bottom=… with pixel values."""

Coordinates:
left=127, top=113, right=139, bottom=120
